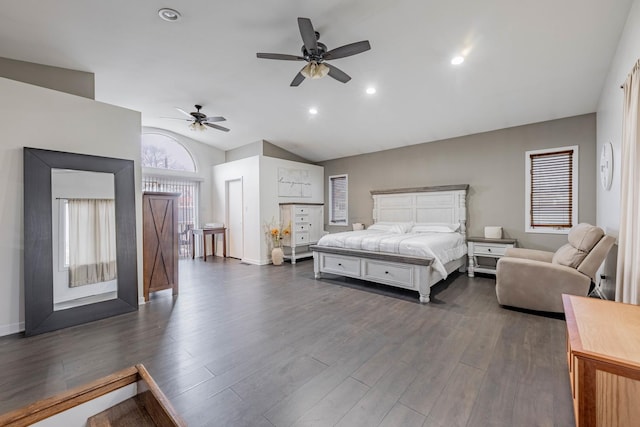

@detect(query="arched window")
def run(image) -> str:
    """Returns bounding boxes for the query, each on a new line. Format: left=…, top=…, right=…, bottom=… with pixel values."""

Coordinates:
left=141, top=133, right=196, bottom=172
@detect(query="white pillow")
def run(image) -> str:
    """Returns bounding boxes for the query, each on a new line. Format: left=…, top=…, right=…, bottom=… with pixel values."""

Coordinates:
left=389, top=222, right=413, bottom=234
left=411, top=223, right=460, bottom=233
left=368, top=223, right=392, bottom=231
left=368, top=222, right=413, bottom=233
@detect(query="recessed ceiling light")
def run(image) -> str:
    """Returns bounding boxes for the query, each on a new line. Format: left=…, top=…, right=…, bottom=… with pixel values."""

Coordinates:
left=158, top=8, right=181, bottom=22
left=309, top=108, right=318, bottom=115
left=366, top=87, right=377, bottom=95
left=451, top=56, right=465, bottom=65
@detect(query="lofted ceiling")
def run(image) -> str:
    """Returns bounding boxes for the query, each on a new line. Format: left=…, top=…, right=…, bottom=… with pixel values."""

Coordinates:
left=0, top=0, right=633, bottom=162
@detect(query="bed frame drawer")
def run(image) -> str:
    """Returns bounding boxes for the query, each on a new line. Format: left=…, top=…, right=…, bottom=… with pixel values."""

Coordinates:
left=321, top=254, right=360, bottom=276
left=363, top=260, right=414, bottom=289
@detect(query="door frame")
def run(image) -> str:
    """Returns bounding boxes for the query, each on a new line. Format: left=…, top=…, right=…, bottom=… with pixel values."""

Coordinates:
left=225, top=177, right=244, bottom=260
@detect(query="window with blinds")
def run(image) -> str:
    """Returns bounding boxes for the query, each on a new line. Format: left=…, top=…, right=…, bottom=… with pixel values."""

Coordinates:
left=329, top=174, right=348, bottom=226
left=142, top=176, right=200, bottom=256
left=525, top=146, right=578, bottom=233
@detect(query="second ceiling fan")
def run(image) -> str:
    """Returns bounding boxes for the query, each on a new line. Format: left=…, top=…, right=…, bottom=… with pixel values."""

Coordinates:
left=257, top=17, right=371, bottom=87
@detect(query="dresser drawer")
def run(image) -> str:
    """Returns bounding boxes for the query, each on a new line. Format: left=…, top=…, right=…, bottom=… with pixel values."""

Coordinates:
left=295, top=232, right=310, bottom=245
left=321, top=254, right=360, bottom=276
left=295, top=223, right=310, bottom=232
left=473, top=243, right=508, bottom=256
left=363, top=260, right=414, bottom=289
left=295, top=215, right=309, bottom=223
left=294, top=206, right=313, bottom=215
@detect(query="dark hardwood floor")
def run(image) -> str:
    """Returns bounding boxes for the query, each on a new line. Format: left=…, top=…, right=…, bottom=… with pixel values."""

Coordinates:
left=0, top=257, right=574, bottom=426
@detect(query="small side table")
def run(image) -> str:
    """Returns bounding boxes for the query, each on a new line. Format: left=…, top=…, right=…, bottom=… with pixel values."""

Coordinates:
left=192, top=227, right=226, bottom=261
left=467, top=237, right=517, bottom=277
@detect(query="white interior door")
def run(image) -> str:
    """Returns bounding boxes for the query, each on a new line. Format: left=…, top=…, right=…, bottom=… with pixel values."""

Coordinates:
left=227, top=179, right=243, bottom=259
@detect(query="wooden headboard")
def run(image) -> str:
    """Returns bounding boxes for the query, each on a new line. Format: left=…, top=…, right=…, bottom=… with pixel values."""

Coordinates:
left=371, top=185, right=468, bottom=237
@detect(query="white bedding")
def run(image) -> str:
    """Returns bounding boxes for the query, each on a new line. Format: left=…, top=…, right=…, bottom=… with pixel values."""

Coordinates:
left=317, top=230, right=467, bottom=279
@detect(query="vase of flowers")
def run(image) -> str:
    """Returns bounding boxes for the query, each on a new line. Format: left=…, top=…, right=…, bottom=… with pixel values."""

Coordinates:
left=266, top=220, right=290, bottom=266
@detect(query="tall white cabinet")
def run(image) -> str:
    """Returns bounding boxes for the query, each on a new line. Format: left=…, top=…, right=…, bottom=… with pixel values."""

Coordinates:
left=280, top=203, right=324, bottom=264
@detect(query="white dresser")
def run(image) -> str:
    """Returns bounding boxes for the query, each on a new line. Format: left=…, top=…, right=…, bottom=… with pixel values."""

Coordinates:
left=280, top=203, right=324, bottom=264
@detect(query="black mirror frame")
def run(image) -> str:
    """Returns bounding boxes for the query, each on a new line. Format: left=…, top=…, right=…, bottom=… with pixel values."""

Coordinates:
left=24, top=148, right=138, bottom=336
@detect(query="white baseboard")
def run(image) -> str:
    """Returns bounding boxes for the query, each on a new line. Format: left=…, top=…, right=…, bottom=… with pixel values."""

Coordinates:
left=0, top=321, right=25, bottom=337
left=138, top=297, right=146, bottom=305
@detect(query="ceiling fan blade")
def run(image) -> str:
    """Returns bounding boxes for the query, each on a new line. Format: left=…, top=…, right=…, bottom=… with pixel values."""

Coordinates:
left=205, top=123, right=230, bottom=132
left=161, top=117, right=191, bottom=121
left=298, top=17, right=317, bottom=53
left=324, top=40, right=371, bottom=60
left=290, top=71, right=306, bottom=87
left=175, top=107, right=193, bottom=118
left=204, top=116, right=226, bottom=123
left=326, top=63, right=351, bottom=83
left=257, top=53, right=305, bottom=61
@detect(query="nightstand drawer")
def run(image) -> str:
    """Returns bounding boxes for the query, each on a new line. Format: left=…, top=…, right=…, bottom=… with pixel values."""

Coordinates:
left=473, top=244, right=507, bottom=256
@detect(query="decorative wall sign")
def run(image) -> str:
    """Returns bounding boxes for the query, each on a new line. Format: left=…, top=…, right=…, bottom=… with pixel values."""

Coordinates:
left=278, top=168, right=312, bottom=197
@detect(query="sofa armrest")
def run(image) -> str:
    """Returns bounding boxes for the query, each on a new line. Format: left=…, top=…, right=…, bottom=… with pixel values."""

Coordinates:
left=496, top=257, right=590, bottom=313
left=503, top=247, right=554, bottom=263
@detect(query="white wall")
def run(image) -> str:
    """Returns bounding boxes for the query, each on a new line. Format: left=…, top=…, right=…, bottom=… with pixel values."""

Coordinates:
left=596, top=0, right=640, bottom=294
left=212, top=156, right=262, bottom=264
left=259, top=156, right=324, bottom=261
left=211, top=156, right=324, bottom=265
left=596, top=0, right=640, bottom=236
left=0, top=77, right=141, bottom=336
left=142, top=127, right=225, bottom=225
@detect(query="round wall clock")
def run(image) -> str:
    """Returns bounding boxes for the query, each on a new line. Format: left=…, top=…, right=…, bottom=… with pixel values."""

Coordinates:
left=600, top=142, right=613, bottom=191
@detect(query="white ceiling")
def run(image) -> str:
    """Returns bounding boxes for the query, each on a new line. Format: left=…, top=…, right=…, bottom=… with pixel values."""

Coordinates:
left=0, top=0, right=633, bottom=162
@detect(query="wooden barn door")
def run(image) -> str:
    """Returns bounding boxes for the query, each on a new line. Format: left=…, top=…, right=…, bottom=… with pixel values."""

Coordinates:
left=143, top=192, right=180, bottom=301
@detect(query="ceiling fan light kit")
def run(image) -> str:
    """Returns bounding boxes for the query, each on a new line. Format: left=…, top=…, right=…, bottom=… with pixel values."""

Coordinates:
left=256, top=17, right=371, bottom=86
left=301, top=62, right=330, bottom=79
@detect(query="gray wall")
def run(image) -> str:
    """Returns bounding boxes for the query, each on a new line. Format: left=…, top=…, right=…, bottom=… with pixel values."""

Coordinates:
left=0, top=56, right=95, bottom=99
left=320, top=114, right=596, bottom=252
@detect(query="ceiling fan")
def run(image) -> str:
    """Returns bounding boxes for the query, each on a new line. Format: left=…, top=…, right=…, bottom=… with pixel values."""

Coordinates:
left=165, top=105, right=230, bottom=132
left=257, top=17, right=371, bottom=87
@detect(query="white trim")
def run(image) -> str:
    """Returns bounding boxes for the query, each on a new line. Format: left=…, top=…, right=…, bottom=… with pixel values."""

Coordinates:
left=525, top=145, right=579, bottom=234
left=328, top=174, right=349, bottom=226
left=0, top=321, right=25, bottom=337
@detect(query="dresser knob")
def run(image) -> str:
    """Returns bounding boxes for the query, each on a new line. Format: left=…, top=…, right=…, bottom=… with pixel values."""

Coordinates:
left=487, top=248, right=492, bottom=252
left=338, top=263, right=342, bottom=266
left=385, top=271, right=389, bottom=274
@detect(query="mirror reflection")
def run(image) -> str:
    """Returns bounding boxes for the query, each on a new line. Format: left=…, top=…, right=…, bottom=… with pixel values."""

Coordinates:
left=51, top=169, right=118, bottom=311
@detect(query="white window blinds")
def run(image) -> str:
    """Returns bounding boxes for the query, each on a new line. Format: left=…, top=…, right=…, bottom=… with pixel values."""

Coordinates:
left=329, top=174, right=348, bottom=225
left=527, top=147, right=577, bottom=231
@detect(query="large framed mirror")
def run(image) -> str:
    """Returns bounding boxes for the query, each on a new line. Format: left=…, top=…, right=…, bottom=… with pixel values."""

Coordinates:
left=24, top=148, right=138, bottom=336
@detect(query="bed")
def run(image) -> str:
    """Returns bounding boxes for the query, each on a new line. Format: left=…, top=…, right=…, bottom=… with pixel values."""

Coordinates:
left=310, top=185, right=468, bottom=302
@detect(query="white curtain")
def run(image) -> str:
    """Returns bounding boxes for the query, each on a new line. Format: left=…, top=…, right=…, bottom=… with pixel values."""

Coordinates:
left=616, top=59, right=640, bottom=304
left=68, top=199, right=117, bottom=287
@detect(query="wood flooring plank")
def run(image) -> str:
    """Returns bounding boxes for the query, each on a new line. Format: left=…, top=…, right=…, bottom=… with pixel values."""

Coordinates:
left=335, top=361, right=417, bottom=427
left=264, top=337, right=383, bottom=427
left=426, top=362, right=485, bottom=427
left=292, top=377, right=369, bottom=427
left=378, top=402, right=425, bottom=427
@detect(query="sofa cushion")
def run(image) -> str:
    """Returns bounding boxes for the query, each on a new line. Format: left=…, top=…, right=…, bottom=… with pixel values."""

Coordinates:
left=552, top=243, right=587, bottom=268
left=568, top=223, right=604, bottom=252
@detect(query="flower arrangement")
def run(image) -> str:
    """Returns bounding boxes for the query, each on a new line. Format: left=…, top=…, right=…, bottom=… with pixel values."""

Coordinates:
left=265, top=219, right=290, bottom=248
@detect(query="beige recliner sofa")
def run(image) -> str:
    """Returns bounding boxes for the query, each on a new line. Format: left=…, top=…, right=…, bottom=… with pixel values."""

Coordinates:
left=495, top=223, right=615, bottom=313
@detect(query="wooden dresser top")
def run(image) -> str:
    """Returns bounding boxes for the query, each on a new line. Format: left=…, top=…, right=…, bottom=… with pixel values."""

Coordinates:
left=563, top=294, right=640, bottom=369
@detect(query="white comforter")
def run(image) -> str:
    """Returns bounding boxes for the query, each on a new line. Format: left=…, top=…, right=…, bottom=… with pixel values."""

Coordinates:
left=316, top=230, right=467, bottom=279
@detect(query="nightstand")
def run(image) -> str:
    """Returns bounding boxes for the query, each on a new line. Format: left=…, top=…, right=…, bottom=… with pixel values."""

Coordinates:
left=467, top=237, right=517, bottom=277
